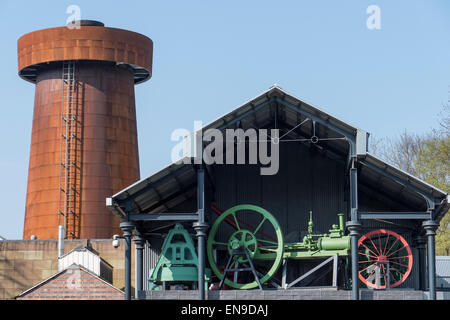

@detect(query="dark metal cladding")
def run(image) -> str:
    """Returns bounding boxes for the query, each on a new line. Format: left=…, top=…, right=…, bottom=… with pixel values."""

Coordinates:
left=69, top=20, right=105, bottom=27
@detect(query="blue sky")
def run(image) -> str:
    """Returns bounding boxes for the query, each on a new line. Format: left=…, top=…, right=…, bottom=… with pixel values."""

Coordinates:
left=0, top=1, right=449, bottom=239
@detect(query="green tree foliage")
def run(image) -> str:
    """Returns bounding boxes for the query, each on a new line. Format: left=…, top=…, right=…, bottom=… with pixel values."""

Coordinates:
left=416, top=137, right=449, bottom=192
left=416, top=105, right=450, bottom=255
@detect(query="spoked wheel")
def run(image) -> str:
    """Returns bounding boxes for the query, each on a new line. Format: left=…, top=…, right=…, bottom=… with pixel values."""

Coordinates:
left=358, top=229, right=413, bottom=289
left=207, top=204, right=284, bottom=289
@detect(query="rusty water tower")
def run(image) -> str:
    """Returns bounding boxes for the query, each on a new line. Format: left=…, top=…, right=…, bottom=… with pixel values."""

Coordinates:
left=18, top=20, right=153, bottom=240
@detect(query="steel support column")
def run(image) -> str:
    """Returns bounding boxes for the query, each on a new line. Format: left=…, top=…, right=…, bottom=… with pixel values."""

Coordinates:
left=133, top=234, right=145, bottom=299
left=347, top=156, right=360, bottom=300
left=414, top=235, right=427, bottom=291
left=346, top=220, right=361, bottom=300
left=194, top=168, right=208, bottom=300
left=423, top=220, right=439, bottom=300
left=349, top=160, right=358, bottom=221
left=120, top=221, right=135, bottom=300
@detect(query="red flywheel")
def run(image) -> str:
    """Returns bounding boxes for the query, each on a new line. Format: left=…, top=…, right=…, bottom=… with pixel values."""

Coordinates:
left=358, top=229, right=413, bottom=289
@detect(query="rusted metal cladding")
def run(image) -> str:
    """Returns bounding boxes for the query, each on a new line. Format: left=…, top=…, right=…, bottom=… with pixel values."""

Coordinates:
left=18, top=25, right=153, bottom=83
left=19, top=23, right=152, bottom=239
left=24, top=62, right=140, bottom=239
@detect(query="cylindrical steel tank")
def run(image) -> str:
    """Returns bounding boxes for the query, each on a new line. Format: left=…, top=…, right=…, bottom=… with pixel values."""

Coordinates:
left=18, top=20, right=153, bottom=239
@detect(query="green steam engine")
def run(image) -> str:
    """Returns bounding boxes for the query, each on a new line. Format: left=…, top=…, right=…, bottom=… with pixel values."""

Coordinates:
left=149, top=204, right=413, bottom=290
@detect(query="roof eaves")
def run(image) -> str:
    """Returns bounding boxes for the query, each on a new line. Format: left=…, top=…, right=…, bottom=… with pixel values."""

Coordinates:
left=71, top=264, right=124, bottom=293
left=58, top=245, right=99, bottom=259
left=107, top=157, right=195, bottom=217
left=360, top=153, right=449, bottom=220
left=363, top=153, right=448, bottom=197
left=16, top=268, right=68, bottom=298
left=109, top=157, right=193, bottom=201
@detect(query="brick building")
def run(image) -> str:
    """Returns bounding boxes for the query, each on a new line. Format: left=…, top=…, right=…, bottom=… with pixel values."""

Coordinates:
left=16, top=264, right=124, bottom=300
left=0, top=239, right=135, bottom=299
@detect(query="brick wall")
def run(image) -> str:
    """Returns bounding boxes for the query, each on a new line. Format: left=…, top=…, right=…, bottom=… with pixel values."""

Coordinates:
left=0, top=239, right=134, bottom=299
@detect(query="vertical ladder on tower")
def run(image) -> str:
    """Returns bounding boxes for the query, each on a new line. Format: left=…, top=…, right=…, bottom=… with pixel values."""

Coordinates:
left=58, top=61, right=81, bottom=239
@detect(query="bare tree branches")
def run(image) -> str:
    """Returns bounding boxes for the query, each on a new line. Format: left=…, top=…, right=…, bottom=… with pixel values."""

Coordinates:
left=369, top=131, right=424, bottom=176
left=369, top=99, right=450, bottom=255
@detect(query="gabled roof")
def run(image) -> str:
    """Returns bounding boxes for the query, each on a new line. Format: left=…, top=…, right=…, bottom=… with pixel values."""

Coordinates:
left=59, top=245, right=97, bottom=259
left=201, top=85, right=363, bottom=140
left=16, top=263, right=123, bottom=299
left=59, top=245, right=114, bottom=269
left=107, top=86, right=448, bottom=221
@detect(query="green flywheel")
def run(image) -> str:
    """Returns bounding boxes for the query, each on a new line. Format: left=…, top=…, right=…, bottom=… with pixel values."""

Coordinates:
left=207, top=204, right=284, bottom=289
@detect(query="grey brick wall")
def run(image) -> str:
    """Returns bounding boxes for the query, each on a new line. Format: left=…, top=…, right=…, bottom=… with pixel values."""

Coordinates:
left=138, top=288, right=425, bottom=300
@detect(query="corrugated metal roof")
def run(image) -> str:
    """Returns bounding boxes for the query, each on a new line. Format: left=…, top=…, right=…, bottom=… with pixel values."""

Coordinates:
left=59, top=246, right=113, bottom=268
left=107, top=159, right=197, bottom=217
left=201, top=85, right=362, bottom=138
left=437, top=256, right=450, bottom=277
left=106, top=86, right=448, bottom=222
left=362, top=153, right=447, bottom=198
left=359, top=153, right=449, bottom=219
left=59, top=245, right=97, bottom=258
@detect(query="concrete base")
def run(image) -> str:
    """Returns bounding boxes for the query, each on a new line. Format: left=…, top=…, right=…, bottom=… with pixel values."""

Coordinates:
left=138, top=288, right=425, bottom=300
left=426, top=291, right=450, bottom=300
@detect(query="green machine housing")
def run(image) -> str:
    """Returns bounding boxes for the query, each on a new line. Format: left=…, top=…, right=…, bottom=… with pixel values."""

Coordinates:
left=148, top=224, right=211, bottom=290
left=284, top=212, right=350, bottom=259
